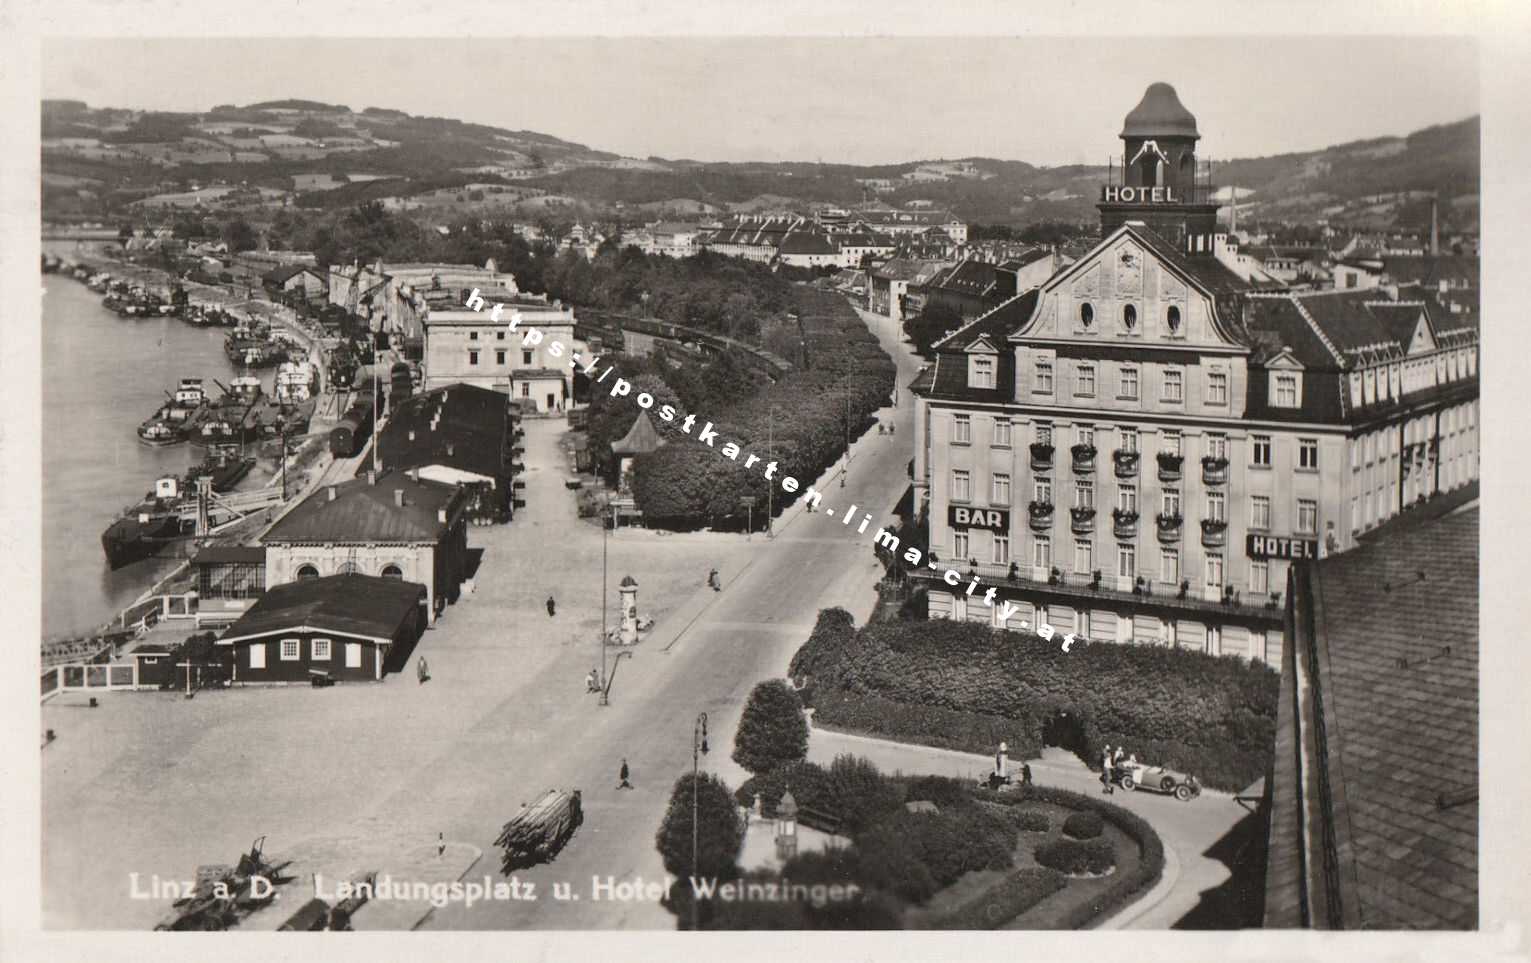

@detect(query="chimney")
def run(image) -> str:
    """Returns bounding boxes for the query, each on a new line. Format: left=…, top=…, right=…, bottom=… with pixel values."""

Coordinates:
left=394, top=489, right=405, bottom=508
left=1430, top=193, right=1440, bottom=256
left=327, top=486, right=337, bottom=502
left=367, top=470, right=377, bottom=486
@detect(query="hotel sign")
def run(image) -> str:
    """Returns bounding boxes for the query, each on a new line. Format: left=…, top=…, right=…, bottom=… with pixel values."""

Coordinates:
left=1246, top=534, right=1320, bottom=561
left=1101, top=186, right=1182, bottom=204
left=949, top=506, right=1010, bottom=532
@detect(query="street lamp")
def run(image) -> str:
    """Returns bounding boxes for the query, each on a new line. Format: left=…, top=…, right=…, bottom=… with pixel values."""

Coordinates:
left=691, top=712, right=709, bottom=931
left=841, top=370, right=850, bottom=488
left=599, top=504, right=611, bottom=705
left=767, top=405, right=778, bottom=538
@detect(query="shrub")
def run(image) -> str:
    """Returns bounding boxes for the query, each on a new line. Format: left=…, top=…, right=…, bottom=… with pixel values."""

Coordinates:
left=864, top=807, right=1015, bottom=890
left=807, top=690, right=1039, bottom=761
left=1034, top=838, right=1116, bottom=876
left=1009, top=809, right=1050, bottom=833
left=827, top=755, right=904, bottom=835
left=904, top=775, right=973, bottom=810
left=930, top=868, right=1066, bottom=930
left=735, top=760, right=834, bottom=817
left=1062, top=810, right=1104, bottom=840
left=853, top=828, right=939, bottom=904
left=732, top=680, right=809, bottom=775
left=655, top=773, right=744, bottom=882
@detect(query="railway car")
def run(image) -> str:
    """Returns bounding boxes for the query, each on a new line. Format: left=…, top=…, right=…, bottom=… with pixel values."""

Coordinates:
left=328, top=386, right=376, bottom=458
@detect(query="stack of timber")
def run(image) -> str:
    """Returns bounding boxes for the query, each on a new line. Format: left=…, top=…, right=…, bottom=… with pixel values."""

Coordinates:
left=496, top=789, right=583, bottom=873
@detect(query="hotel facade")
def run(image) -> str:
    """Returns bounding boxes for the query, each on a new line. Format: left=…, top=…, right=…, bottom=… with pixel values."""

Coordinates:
left=908, top=84, right=1479, bottom=667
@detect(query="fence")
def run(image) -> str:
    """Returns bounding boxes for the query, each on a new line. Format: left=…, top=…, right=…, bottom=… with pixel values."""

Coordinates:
left=41, top=661, right=142, bottom=702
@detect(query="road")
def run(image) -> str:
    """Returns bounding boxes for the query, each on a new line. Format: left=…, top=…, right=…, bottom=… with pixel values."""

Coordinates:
left=422, top=299, right=928, bottom=928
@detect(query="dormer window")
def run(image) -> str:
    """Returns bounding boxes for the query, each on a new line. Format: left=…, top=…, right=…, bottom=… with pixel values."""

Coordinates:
left=1273, top=372, right=1301, bottom=408
left=1122, top=304, right=1138, bottom=330
left=969, top=354, right=995, bottom=389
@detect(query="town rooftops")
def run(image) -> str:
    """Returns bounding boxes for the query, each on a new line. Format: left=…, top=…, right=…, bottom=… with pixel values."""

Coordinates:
left=1267, top=506, right=1478, bottom=929
left=371, top=383, right=513, bottom=483
left=929, top=259, right=1001, bottom=297
left=263, top=469, right=464, bottom=544
left=262, top=264, right=323, bottom=285
left=776, top=232, right=840, bottom=256
left=1242, top=289, right=1477, bottom=371
left=216, top=574, right=427, bottom=647
left=1380, top=255, right=1478, bottom=289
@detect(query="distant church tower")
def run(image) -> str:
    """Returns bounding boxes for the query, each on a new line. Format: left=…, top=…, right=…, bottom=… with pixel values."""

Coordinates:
left=1098, top=82, right=1220, bottom=254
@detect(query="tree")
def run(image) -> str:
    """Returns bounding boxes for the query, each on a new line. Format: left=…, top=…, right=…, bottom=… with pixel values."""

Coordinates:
left=221, top=217, right=259, bottom=253
left=732, top=680, right=810, bottom=775
left=655, top=772, right=744, bottom=883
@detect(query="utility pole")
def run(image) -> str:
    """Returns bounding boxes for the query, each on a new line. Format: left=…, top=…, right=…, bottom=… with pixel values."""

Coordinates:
left=599, top=506, right=610, bottom=704
left=691, top=713, right=709, bottom=931
left=767, top=406, right=775, bottom=538
left=841, top=371, right=849, bottom=488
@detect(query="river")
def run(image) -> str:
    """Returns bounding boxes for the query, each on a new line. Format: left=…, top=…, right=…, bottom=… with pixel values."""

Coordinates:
left=40, top=259, right=276, bottom=640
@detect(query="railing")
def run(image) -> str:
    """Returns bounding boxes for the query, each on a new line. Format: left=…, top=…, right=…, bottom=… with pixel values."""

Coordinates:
left=1157, top=453, right=1183, bottom=482
left=1201, top=456, right=1229, bottom=486
left=1027, top=501, right=1055, bottom=532
left=1029, top=443, right=1055, bottom=472
left=1201, top=518, right=1229, bottom=548
left=1155, top=513, right=1184, bottom=543
left=1111, top=509, right=1140, bottom=539
left=1071, top=445, right=1097, bottom=473
left=1070, top=506, right=1096, bottom=535
left=1113, top=450, right=1140, bottom=479
left=912, top=561, right=1284, bottom=619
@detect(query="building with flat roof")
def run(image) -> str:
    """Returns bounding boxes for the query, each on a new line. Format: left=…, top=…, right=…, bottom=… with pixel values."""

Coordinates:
left=422, top=291, right=582, bottom=412
left=1265, top=505, right=1477, bottom=928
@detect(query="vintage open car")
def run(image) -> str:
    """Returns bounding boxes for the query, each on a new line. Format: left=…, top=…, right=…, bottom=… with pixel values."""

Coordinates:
left=1116, top=762, right=1201, bottom=801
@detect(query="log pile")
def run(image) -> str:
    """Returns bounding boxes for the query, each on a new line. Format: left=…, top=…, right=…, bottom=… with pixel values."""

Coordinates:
left=496, top=789, right=583, bottom=873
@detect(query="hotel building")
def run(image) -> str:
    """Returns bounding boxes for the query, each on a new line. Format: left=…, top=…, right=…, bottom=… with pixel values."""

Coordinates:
left=908, top=84, right=1479, bottom=667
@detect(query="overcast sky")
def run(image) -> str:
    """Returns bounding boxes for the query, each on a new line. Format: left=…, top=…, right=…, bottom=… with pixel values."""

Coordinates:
left=42, top=36, right=1477, bottom=167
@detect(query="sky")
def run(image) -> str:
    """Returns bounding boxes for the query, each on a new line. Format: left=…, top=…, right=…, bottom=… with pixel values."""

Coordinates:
left=42, top=36, right=1478, bottom=168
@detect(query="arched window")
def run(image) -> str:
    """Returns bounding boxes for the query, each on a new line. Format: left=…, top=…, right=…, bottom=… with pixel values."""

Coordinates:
left=381, top=564, right=403, bottom=580
left=1080, top=303, right=1094, bottom=326
left=1166, top=305, right=1181, bottom=332
left=1123, top=304, right=1138, bottom=330
left=295, top=564, right=319, bottom=581
left=337, top=562, right=360, bottom=575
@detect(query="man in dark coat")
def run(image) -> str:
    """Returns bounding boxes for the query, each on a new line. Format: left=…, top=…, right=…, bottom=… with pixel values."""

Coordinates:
left=546, top=595, right=556, bottom=617
left=618, top=758, right=632, bottom=790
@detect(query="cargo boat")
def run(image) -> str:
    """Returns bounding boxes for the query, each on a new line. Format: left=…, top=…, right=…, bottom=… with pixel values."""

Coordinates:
left=184, top=442, right=255, bottom=493
left=190, top=377, right=264, bottom=448
left=136, top=379, right=209, bottom=447
left=100, top=477, right=194, bottom=570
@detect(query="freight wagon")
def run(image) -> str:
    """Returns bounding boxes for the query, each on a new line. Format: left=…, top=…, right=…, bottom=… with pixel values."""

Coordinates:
left=329, top=386, right=376, bottom=458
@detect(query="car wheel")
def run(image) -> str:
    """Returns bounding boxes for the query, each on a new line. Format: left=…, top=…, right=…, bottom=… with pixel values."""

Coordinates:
left=1120, top=775, right=1135, bottom=791
left=1161, top=776, right=1175, bottom=792
left=1175, top=785, right=1193, bottom=802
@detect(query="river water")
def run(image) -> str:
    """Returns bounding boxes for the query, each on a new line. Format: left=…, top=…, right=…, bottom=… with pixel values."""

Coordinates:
left=40, top=260, right=274, bottom=639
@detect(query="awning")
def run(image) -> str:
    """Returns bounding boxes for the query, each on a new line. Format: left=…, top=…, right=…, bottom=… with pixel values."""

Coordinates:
left=893, top=484, right=915, bottom=519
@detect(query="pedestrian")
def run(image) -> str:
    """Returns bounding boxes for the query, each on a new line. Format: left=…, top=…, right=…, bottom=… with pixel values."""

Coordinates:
left=1101, top=744, right=1115, bottom=794
left=417, top=657, right=429, bottom=685
left=618, top=758, right=633, bottom=790
left=877, top=423, right=885, bottom=435
left=1021, top=762, right=1033, bottom=787
left=546, top=595, right=556, bottom=617
left=889, top=423, right=895, bottom=436
left=1114, top=746, right=1126, bottom=768
left=437, top=832, right=446, bottom=857
left=585, top=669, right=598, bottom=693
left=708, top=568, right=720, bottom=591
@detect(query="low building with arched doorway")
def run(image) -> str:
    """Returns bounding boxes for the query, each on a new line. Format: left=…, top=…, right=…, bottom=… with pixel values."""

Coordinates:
left=260, top=469, right=470, bottom=625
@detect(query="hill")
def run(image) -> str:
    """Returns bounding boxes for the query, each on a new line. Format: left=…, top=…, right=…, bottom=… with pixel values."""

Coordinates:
left=40, top=97, right=1478, bottom=233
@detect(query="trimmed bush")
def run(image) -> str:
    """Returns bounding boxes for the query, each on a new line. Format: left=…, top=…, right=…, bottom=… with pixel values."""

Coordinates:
left=860, top=807, right=1015, bottom=890
left=853, top=829, right=939, bottom=904
left=974, top=784, right=1165, bottom=927
left=904, top=775, right=974, bottom=810
left=1008, top=809, right=1050, bottom=833
left=1035, top=838, right=1116, bottom=876
left=930, top=868, right=1066, bottom=930
left=735, top=760, right=834, bottom=817
left=731, top=679, right=809, bottom=775
left=827, top=755, right=905, bottom=836
left=1062, top=810, right=1104, bottom=840
left=655, top=772, right=744, bottom=882
left=791, top=610, right=1278, bottom=791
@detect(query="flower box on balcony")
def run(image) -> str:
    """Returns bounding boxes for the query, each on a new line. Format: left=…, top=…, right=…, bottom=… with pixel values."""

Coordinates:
left=1071, top=444, right=1097, bottom=472
left=1069, top=506, right=1096, bottom=533
left=1155, top=512, right=1183, bottom=542
left=1029, top=442, right=1055, bottom=470
left=1200, top=518, right=1229, bottom=547
left=1201, top=456, right=1229, bottom=485
left=1112, top=449, right=1140, bottom=479
left=1156, top=452, right=1183, bottom=481
left=1111, top=508, right=1139, bottom=538
left=1028, top=501, right=1054, bottom=530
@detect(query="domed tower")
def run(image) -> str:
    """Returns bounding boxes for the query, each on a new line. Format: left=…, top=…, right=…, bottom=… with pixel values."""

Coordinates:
left=1099, top=82, right=1220, bottom=253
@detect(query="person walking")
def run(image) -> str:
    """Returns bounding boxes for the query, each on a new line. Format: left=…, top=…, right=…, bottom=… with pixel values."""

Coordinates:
left=1101, top=744, right=1115, bottom=794
left=617, top=758, right=633, bottom=790
left=546, top=595, right=556, bottom=617
left=1021, top=762, right=1033, bottom=787
left=585, top=669, right=599, bottom=694
left=417, top=657, right=430, bottom=685
left=888, top=423, right=895, bottom=436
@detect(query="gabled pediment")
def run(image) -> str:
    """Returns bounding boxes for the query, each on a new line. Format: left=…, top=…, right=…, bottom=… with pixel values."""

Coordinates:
left=1264, top=349, right=1305, bottom=371
left=1407, top=314, right=1436, bottom=355
left=964, top=334, right=1000, bottom=355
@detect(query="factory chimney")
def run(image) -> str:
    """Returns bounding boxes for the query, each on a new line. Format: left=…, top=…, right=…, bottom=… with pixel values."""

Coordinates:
left=1430, top=192, right=1440, bottom=256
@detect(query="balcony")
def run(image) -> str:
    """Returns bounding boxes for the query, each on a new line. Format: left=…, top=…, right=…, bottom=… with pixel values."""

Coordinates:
left=1112, top=449, right=1140, bottom=479
left=1027, top=500, right=1055, bottom=532
left=1071, top=444, right=1097, bottom=474
left=1069, top=506, right=1096, bottom=535
left=1111, top=508, right=1140, bottom=539
left=1155, top=512, right=1183, bottom=542
left=1200, top=518, right=1229, bottom=548
left=1157, top=452, right=1183, bottom=482
left=1201, top=456, right=1230, bottom=486
left=1029, top=442, right=1055, bottom=472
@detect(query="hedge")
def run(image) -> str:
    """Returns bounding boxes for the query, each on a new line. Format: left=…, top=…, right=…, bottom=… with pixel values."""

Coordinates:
left=929, top=868, right=1067, bottom=930
left=1062, top=810, right=1105, bottom=840
left=856, top=808, right=1013, bottom=892
left=1035, top=838, right=1116, bottom=876
left=904, top=775, right=976, bottom=811
left=974, top=784, right=1165, bottom=928
left=792, top=611, right=1278, bottom=791
left=1008, top=809, right=1050, bottom=833
left=735, top=760, right=835, bottom=817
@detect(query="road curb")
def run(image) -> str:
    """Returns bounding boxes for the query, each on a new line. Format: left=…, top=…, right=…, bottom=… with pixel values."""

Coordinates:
left=1096, top=832, right=1181, bottom=930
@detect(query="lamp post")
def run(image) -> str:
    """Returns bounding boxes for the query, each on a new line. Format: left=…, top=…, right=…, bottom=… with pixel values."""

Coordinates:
left=841, top=370, right=850, bottom=488
left=599, top=505, right=610, bottom=705
left=767, top=405, right=777, bottom=538
left=691, top=712, right=709, bottom=931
